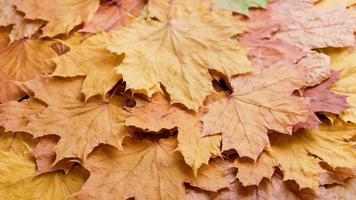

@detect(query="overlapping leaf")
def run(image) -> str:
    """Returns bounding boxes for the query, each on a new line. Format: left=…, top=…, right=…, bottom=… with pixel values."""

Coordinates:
left=22, top=77, right=131, bottom=162
left=77, top=137, right=229, bottom=200
left=126, top=93, right=221, bottom=174
left=107, top=0, right=251, bottom=110
left=202, top=63, right=310, bottom=159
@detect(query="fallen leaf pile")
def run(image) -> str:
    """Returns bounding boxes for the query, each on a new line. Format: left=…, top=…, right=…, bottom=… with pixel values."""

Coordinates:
left=0, top=0, right=356, bottom=199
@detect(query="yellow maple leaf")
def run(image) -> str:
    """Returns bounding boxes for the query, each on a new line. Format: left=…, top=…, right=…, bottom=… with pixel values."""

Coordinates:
left=0, top=130, right=87, bottom=200
left=77, top=137, right=229, bottom=200
left=267, top=121, right=356, bottom=189
left=323, top=47, right=356, bottom=123
left=202, top=63, right=310, bottom=160
left=52, top=33, right=123, bottom=100
left=22, top=77, right=130, bottom=162
left=0, top=39, right=57, bottom=103
left=125, top=93, right=221, bottom=174
left=107, top=0, right=251, bottom=110
left=13, top=0, right=100, bottom=37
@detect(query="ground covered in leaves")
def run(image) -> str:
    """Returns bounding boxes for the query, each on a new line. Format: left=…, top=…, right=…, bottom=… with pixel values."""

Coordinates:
left=0, top=0, right=356, bottom=199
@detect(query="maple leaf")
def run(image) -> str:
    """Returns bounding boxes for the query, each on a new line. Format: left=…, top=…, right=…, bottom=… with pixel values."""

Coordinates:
left=234, top=151, right=277, bottom=186
left=22, top=77, right=131, bottom=162
left=125, top=93, right=221, bottom=174
left=77, top=137, right=229, bottom=200
left=81, top=0, right=146, bottom=33
left=238, top=3, right=305, bottom=68
left=298, top=52, right=331, bottom=87
left=214, top=0, right=268, bottom=16
left=267, top=121, right=356, bottom=189
left=318, top=178, right=356, bottom=200
left=32, top=135, right=78, bottom=175
left=107, top=0, right=251, bottom=110
left=300, top=70, right=349, bottom=129
left=13, top=0, right=100, bottom=37
left=254, top=175, right=300, bottom=200
left=0, top=98, right=45, bottom=133
left=0, top=1, right=44, bottom=42
left=0, top=130, right=87, bottom=200
left=202, top=63, right=310, bottom=159
left=0, top=39, right=56, bottom=103
left=52, top=33, right=124, bottom=99
left=323, top=47, right=356, bottom=123
left=272, top=0, right=355, bottom=50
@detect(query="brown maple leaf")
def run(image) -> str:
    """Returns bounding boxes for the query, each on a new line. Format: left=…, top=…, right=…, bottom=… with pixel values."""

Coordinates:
left=0, top=39, right=57, bottom=103
left=20, top=77, right=131, bottom=162
left=77, top=137, right=229, bottom=200
left=13, top=0, right=100, bottom=37
left=125, top=93, right=221, bottom=174
left=202, top=63, right=310, bottom=159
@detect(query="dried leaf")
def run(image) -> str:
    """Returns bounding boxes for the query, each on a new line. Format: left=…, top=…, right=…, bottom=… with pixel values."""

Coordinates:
left=0, top=98, right=46, bottom=132
left=77, top=137, right=228, bottom=200
left=52, top=33, right=123, bottom=99
left=273, top=0, right=355, bottom=50
left=269, top=121, right=356, bottom=189
left=300, top=70, right=349, bottom=129
left=107, top=0, right=251, bottom=110
left=0, top=39, right=56, bottom=103
left=81, top=0, right=146, bottom=33
left=23, top=77, right=130, bottom=162
left=126, top=93, right=221, bottom=174
left=13, top=0, right=100, bottom=37
left=32, top=135, right=78, bottom=175
left=0, top=1, right=44, bottom=42
left=202, top=64, right=309, bottom=159
left=0, top=131, right=87, bottom=200
left=324, top=47, right=356, bottom=123
left=234, top=151, right=277, bottom=186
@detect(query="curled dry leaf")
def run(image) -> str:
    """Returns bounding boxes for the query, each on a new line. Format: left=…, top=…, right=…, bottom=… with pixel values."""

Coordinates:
left=22, top=77, right=131, bottom=162
left=13, top=0, right=100, bottom=37
left=81, top=0, right=146, bottom=33
left=202, top=63, right=310, bottom=160
left=107, top=0, right=251, bottom=110
left=125, top=93, right=221, bottom=174
left=52, top=33, right=124, bottom=99
left=77, top=137, right=229, bottom=200
left=0, top=39, right=56, bottom=103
